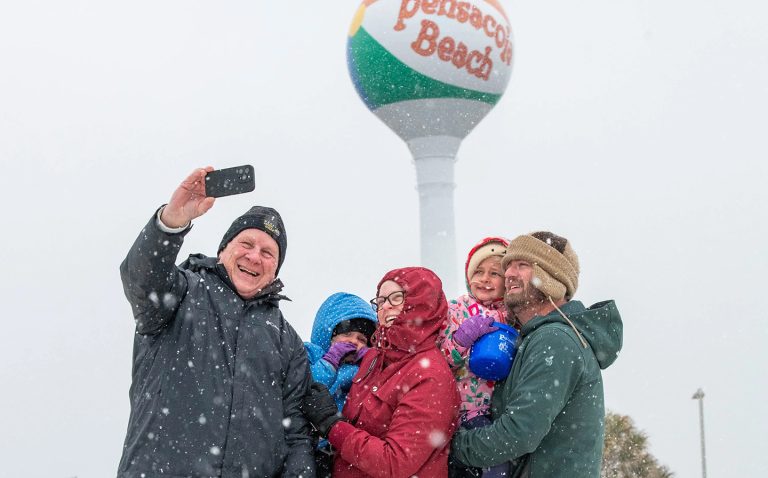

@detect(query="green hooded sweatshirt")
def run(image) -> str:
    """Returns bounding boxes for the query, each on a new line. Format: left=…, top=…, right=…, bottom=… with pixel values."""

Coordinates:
left=451, top=300, right=623, bottom=478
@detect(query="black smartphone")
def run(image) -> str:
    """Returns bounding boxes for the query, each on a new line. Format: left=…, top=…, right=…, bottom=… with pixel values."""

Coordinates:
left=205, top=165, right=255, bottom=198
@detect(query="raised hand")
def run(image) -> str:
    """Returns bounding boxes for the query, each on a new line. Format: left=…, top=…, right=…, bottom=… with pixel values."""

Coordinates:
left=353, top=346, right=370, bottom=364
left=453, top=314, right=499, bottom=348
left=322, top=341, right=358, bottom=369
left=160, top=167, right=216, bottom=228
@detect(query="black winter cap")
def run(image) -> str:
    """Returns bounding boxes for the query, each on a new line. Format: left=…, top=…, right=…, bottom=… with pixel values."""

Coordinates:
left=218, top=206, right=287, bottom=274
left=333, top=318, right=377, bottom=341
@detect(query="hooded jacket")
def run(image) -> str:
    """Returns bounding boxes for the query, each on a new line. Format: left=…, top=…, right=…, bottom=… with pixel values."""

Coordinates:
left=327, top=267, right=461, bottom=478
left=304, top=292, right=378, bottom=411
left=117, top=212, right=314, bottom=478
left=451, top=300, right=623, bottom=478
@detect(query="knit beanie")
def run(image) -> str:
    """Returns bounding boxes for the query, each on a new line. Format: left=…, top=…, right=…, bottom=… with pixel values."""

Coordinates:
left=465, top=237, right=510, bottom=291
left=333, top=318, right=377, bottom=341
left=501, top=231, right=579, bottom=301
left=218, top=206, right=287, bottom=274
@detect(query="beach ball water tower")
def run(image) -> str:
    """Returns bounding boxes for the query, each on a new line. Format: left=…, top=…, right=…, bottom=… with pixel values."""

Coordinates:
left=347, top=0, right=513, bottom=294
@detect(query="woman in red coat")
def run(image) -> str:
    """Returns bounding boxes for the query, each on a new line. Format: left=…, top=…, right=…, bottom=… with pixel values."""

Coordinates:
left=302, top=267, right=461, bottom=478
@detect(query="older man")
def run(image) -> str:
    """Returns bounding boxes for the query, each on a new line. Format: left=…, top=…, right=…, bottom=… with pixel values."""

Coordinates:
left=117, top=167, right=314, bottom=478
left=450, top=231, right=623, bottom=477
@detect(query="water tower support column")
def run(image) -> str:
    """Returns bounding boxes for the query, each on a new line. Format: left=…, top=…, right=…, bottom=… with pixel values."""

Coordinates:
left=408, top=136, right=461, bottom=295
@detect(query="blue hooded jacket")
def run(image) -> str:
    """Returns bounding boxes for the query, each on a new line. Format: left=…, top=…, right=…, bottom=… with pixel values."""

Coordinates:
left=303, top=292, right=378, bottom=411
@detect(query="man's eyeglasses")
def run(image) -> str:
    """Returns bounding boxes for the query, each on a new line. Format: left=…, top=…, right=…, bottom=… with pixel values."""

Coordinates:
left=369, top=291, right=406, bottom=311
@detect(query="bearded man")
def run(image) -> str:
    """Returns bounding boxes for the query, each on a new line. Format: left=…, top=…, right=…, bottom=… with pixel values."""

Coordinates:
left=450, top=231, right=624, bottom=478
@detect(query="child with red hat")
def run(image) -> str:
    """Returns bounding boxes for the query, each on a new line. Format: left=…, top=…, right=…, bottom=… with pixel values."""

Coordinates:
left=440, top=236, right=512, bottom=478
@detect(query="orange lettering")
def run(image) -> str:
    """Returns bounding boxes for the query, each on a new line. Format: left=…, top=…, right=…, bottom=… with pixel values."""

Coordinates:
left=422, top=0, right=439, bottom=14
left=438, top=0, right=457, bottom=19
left=495, top=24, right=508, bottom=49
left=411, top=19, right=440, bottom=56
left=466, top=50, right=482, bottom=75
left=483, top=15, right=497, bottom=38
left=395, top=0, right=421, bottom=31
left=456, top=2, right=470, bottom=23
left=407, top=7, right=500, bottom=81
left=469, top=7, right=483, bottom=29
left=475, top=46, right=493, bottom=79
left=437, top=36, right=456, bottom=61
left=452, top=42, right=468, bottom=68
left=500, top=41, right=513, bottom=65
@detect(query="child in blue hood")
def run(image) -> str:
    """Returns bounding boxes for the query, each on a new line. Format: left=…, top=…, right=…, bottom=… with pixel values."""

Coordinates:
left=304, top=292, right=378, bottom=409
left=304, top=292, right=378, bottom=477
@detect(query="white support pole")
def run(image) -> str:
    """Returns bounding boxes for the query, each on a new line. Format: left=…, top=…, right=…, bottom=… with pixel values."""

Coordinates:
left=691, top=388, right=707, bottom=478
left=408, top=136, right=461, bottom=296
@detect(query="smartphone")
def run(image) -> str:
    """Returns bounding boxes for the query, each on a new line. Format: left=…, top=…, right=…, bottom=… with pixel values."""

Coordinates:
left=205, top=165, right=255, bottom=198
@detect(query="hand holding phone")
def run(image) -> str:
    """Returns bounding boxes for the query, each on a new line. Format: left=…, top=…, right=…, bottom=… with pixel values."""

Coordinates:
left=205, top=165, right=255, bottom=198
left=162, top=167, right=216, bottom=228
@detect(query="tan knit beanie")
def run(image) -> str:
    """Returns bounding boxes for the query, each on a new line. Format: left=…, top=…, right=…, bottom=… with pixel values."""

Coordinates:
left=501, top=232, right=579, bottom=301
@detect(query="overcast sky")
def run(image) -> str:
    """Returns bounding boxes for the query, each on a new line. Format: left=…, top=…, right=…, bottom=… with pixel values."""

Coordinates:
left=1, top=1, right=766, bottom=477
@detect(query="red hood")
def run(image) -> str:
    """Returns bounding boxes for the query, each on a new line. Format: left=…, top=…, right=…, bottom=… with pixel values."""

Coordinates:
left=372, top=267, right=447, bottom=361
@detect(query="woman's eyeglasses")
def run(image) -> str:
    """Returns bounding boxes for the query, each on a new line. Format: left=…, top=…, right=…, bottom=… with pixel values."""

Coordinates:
left=369, top=291, right=406, bottom=311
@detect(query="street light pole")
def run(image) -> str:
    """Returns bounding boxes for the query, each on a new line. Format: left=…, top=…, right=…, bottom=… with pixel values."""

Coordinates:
left=691, top=388, right=707, bottom=478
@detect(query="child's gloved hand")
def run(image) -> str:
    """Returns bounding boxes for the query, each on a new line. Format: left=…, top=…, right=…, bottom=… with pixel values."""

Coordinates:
left=353, top=346, right=370, bottom=364
left=322, top=341, right=358, bottom=369
left=453, top=314, right=499, bottom=348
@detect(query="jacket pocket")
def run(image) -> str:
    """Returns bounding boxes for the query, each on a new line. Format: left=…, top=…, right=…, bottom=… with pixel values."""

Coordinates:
left=355, top=386, right=397, bottom=438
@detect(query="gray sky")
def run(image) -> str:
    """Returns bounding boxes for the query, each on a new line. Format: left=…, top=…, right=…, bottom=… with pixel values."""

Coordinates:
left=1, top=1, right=766, bottom=477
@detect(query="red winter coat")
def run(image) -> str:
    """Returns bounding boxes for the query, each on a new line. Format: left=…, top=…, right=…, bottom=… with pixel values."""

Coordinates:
left=328, top=267, right=461, bottom=478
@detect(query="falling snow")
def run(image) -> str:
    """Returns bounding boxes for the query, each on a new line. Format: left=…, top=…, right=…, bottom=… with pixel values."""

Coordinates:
left=428, top=429, right=447, bottom=448
left=162, top=292, right=177, bottom=308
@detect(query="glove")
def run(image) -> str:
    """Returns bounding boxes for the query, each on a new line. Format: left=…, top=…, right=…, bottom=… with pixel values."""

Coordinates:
left=453, top=314, right=498, bottom=348
left=322, top=341, right=358, bottom=369
left=300, top=382, right=344, bottom=437
left=353, top=346, right=370, bottom=364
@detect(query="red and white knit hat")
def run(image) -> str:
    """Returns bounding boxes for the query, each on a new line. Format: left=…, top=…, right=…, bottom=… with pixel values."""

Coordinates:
left=464, top=237, right=510, bottom=291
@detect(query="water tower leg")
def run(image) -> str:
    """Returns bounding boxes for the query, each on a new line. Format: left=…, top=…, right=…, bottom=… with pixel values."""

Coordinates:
left=409, top=136, right=461, bottom=296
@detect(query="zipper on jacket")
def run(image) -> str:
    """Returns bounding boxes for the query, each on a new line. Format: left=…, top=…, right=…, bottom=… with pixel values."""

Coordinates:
left=353, top=355, right=378, bottom=384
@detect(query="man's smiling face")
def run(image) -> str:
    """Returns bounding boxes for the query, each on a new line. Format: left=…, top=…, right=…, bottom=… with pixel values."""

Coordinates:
left=218, top=228, right=279, bottom=299
left=504, top=259, right=545, bottom=310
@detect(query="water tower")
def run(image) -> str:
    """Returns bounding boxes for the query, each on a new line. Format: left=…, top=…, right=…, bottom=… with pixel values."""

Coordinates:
left=347, top=0, right=514, bottom=294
